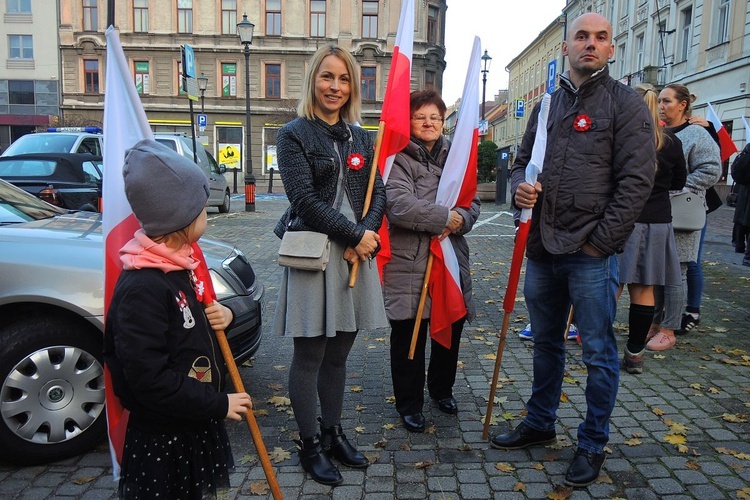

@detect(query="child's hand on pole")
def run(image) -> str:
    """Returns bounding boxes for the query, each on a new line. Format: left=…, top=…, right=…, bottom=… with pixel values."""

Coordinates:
left=226, top=392, right=253, bottom=421
left=205, top=302, right=233, bottom=331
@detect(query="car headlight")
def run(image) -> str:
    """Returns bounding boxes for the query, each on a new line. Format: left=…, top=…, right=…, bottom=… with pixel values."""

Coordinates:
left=210, top=269, right=236, bottom=301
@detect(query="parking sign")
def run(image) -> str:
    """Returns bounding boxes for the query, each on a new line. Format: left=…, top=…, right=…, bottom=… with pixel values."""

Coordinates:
left=182, top=44, right=196, bottom=79
left=515, top=99, right=525, bottom=118
left=197, top=114, right=207, bottom=128
left=547, top=60, right=557, bottom=94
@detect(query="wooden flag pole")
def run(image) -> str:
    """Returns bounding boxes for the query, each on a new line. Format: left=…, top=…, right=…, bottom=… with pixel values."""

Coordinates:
left=349, top=121, right=386, bottom=288
left=408, top=253, right=434, bottom=359
left=212, top=319, right=283, bottom=499
left=482, top=312, right=511, bottom=440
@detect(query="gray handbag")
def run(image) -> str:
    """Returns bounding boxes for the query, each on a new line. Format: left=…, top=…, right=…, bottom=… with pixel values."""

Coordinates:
left=277, top=230, right=331, bottom=271
left=670, top=191, right=706, bottom=231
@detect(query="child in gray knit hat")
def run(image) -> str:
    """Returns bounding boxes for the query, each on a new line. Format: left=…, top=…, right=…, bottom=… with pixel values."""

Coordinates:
left=103, top=138, right=252, bottom=499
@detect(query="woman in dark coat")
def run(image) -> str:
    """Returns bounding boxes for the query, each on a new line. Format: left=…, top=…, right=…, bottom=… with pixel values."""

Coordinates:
left=382, top=90, right=480, bottom=432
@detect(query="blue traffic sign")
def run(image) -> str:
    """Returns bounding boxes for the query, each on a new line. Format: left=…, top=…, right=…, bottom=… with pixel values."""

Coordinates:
left=547, top=60, right=557, bottom=94
left=182, top=44, right=196, bottom=78
left=197, top=114, right=207, bottom=128
left=515, top=99, right=525, bottom=118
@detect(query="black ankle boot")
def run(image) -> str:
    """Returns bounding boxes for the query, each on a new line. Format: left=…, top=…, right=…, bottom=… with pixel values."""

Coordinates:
left=296, top=434, right=343, bottom=485
left=320, top=419, right=369, bottom=469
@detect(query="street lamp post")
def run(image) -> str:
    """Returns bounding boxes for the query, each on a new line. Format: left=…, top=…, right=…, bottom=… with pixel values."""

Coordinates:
left=197, top=72, right=208, bottom=113
left=481, top=50, right=492, bottom=121
left=237, top=13, right=256, bottom=212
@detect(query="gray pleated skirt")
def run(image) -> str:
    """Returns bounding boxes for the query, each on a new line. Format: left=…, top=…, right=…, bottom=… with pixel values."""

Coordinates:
left=273, top=238, right=389, bottom=338
left=617, top=222, right=681, bottom=286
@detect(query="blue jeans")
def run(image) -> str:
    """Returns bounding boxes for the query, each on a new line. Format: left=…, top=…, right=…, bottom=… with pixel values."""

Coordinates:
left=685, top=222, right=707, bottom=312
left=522, top=252, right=619, bottom=454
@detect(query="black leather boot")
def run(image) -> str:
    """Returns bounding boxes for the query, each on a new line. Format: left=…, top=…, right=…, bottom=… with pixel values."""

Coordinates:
left=320, top=419, right=369, bottom=469
left=296, top=434, right=343, bottom=485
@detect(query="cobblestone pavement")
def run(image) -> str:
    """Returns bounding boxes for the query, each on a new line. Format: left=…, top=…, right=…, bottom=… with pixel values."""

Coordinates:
left=1, top=193, right=749, bottom=499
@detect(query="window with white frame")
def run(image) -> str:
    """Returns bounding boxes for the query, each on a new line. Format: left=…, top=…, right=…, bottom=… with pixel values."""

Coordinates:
left=266, top=0, right=281, bottom=36
left=679, top=7, right=692, bottom=61
left=361, top=66, right=376, bottom=100
left=715, top=0, right=729, bottom=45
left=84, top=59, right=99, bottom=93
left=265, top=63, right=281, bottom=98
left=310, top=0, right=326, bottom=37
left=620, top=0, right=631, bottom=18
left=362, top=0, right=378, bottom=39
left=134, top=0, right=148, bottom=32
left=8, top=35, right=33, bottom=59
left=655, top=21, right=666, bottom=66
left=134, top=61, right=150, bottom=94
left=618, top=43, right=626, bottom=79
left=221, top=0, right=237, bottom=35
left=7, top=0, right=31, bottom=13
left=635, top=34, right=644, bottom=70
left=178, top=0, right=193, bottom=34
left=83, top=0, right=98, bottom=31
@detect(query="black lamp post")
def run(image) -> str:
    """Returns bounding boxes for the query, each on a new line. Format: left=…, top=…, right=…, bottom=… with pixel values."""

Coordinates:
left=481, top=50, right=492, bottom=121
left=197, top=72, right=208, bottom=113
left=237, top=13, right=256, bottom=212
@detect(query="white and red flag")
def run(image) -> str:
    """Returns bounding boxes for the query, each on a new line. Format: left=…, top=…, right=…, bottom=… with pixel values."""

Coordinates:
left=427, top=37, right=481, bottom=348
left=706, top=102, right=737, bottom=163
left=374, top=0, right=413, bottom=276
left=102, top=25, right=154, bottom=479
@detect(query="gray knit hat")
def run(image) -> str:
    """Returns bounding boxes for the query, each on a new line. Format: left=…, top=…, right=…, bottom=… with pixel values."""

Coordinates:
left=123, top=139, right=209, bottom=236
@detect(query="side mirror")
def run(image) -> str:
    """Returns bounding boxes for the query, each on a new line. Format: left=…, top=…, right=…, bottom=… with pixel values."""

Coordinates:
left=219, top=164, right=227, bottom=174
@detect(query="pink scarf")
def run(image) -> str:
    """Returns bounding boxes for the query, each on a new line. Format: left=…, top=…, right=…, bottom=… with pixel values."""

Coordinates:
left=120, top=229, right=199, bottom=272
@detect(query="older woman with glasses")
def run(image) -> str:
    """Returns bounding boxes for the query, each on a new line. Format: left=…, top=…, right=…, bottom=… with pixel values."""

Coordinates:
left=381, top=89, right=480, bottom=433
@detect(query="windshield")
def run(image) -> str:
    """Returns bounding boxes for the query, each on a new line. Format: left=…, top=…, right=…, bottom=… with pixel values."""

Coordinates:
left=0, top=178, right=64, bottom=224
left=2, top=134, right=78, bottom=156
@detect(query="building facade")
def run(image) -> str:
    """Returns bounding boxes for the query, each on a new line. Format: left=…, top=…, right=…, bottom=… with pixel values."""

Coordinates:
left=498, top=0, right=750, bottom=183
left=50, top=0, right=447, bottom=182
left=0, top=0, right=61, bottom=151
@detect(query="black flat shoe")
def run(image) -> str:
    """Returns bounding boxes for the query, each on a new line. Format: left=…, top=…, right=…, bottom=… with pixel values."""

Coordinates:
left=564, top=448, right=606, bottom=487
left=401, top=413, right=425, bottom=433
left=433, top=396, right=458, bottom=415
left=489, top=422, right=556, bottom=450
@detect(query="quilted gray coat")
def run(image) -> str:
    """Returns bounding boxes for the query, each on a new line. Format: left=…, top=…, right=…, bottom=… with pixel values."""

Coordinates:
left=382, top=137, right=480, bottom=322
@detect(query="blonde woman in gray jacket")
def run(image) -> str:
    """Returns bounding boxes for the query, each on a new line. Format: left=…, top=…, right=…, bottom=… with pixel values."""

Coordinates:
left=382, top=90, right=480, bottom=433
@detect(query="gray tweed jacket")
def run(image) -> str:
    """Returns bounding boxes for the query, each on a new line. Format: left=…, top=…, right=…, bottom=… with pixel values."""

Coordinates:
left=273, top=117, right=386, bottom=248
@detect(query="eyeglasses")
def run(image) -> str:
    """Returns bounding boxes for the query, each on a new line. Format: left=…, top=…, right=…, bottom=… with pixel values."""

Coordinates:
left=411, top=115, right=443, bottom=123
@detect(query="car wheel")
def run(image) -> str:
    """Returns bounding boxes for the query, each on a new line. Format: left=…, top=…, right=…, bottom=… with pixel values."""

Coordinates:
left=0, top=318, right=106, bottom=465
left=219, top=191, right=231, bottom=213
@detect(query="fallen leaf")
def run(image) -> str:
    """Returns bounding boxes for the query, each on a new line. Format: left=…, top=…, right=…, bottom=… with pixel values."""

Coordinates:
left=686, top=461, right=701, bottom=470
left=373, top=439, right=387, bottom=448
left=690, top=383, right=703, bottom=390
left=560, top=392, right=570, bottom=403
left=355, top=404, right=367, bottom=411
left=708, top=387, right=720, bottom=394
left=425, top=424, right=437, bottom=434
left=722, top=413, right=748, bottom=423
left=714, top=326, right=728, bottom=333
left=668, top=422, right=689, bottom=435
left=400, top=442, right=411, bottom=451
left=269, top=447, right=291, bottom=463
left=458, top=444, right=472, bottom=451
left=676, top=444, right=690, bottom=453
left=385, top=396, right=396, bottom=404
left=514, top=482, right=527, bottom=492
left=415, top=461, right=434, bottom=469
left=484, top=353, right=497, bottom=360
left=664, top=434, right=686, bottom=445
left=354, top=426, right=365, bottom=433
left=625, top=438, right=642, bottom=446
left=72, top=476, right=96, bottom=485
left=738, top=487, right=750, bottom=500
left=652, top=407, right=666, bottom=416
left=249, top=481, right=269, bottom=495
left=546, top=484, right=574, bottom=499
left=267, top=396, right=291, bottom=407
left=501, top=412, right=518, bottom=421
left=350, top=386, right=363, bottom=393
left=273, top=365, right=286, bottom=371
left=382, top=423, right=396, bottom=430
left=495, top=462, right=516, bottom=472
left=253, top=409, right=269, bottom=417
left=268, top=383, right=283, bottom=391
left=533, top=463, right=545, bottom=470
left=653, top=354, right=666, bottom=359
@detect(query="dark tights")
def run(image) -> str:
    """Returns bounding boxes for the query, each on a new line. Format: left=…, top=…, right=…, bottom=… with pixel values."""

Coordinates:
left=289, top=333, right=357, bottom=439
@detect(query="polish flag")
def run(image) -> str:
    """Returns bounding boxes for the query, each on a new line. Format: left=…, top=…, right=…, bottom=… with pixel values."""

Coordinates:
left=375, top=0, right=414, bottom=276
left=706, top=102, right=738, bottom=163
left=102, top=26, right=154, bottom=480
left=427, top=37, right=481, bottom=349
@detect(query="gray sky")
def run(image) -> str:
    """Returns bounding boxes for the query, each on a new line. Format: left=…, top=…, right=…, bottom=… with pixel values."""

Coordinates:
left=442, top=0, right=567, bottom=105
